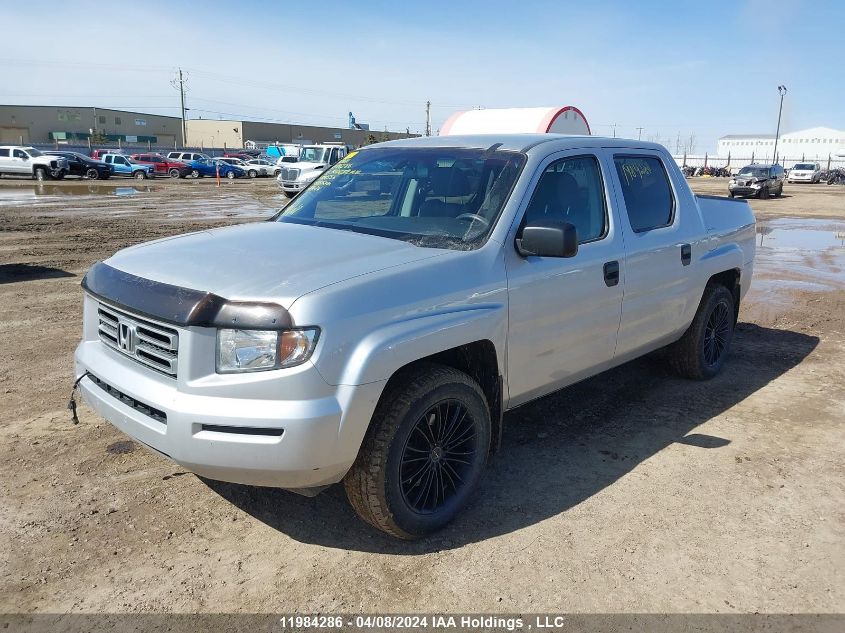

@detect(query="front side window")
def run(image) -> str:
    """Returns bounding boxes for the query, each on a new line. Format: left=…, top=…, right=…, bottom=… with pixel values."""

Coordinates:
left=278, top=147, right=525, bottom=249
left=13, top=149, right=27, bottom=158
left=523, top=155, right=608, bottom=243
left=614, top=155, right=674, bottom=232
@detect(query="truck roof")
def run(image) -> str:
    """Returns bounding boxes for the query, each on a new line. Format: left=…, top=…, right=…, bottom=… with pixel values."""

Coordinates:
left=368, top=134, right=668, bottom=154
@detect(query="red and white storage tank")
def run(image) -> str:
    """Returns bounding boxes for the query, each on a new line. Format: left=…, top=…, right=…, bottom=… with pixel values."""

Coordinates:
left=440, top=106, right=591, bottom=136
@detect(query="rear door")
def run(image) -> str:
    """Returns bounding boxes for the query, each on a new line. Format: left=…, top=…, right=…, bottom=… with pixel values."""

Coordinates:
left=610, top=152, right=697, bottom=359
left=506, top=150, right=625, bottom=405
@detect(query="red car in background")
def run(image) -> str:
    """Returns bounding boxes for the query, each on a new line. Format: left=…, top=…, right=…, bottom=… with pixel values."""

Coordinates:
left=129, top=153, right=192, bottom=178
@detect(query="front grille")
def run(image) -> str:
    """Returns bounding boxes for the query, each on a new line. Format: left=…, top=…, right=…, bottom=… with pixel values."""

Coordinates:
left=88, top=374, right=167, bottom=424
left=281, top=167, right=300, bottom=181
left=97, top=303, right=179, bottom=377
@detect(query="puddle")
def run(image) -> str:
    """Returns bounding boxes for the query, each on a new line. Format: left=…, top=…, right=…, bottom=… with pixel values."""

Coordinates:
left=757, top=218, right=845, bottom=250
left=0, top=183, right=154, bottom=205
left=751, top=217, right=845, bottom=306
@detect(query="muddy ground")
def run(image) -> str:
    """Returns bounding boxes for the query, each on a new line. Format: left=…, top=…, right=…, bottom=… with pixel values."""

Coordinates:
left=0, top=176, right=843, bottom=614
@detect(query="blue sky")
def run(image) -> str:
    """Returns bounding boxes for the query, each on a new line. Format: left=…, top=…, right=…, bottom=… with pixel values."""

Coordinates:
left=3, top=0, right=843, bottom=151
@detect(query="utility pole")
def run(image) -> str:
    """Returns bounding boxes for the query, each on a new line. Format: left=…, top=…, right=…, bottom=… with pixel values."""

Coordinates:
left=773, top=85, right=787, bottom=164
left=171, top=68, right=189, bottom=147
left=636, top=127, right=643, bottom=141
left=425, top=101, right=431, bottom=137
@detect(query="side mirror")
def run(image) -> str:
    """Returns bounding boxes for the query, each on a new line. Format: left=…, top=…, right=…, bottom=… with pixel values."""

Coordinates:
left=516, top=219, right=578, bottom=258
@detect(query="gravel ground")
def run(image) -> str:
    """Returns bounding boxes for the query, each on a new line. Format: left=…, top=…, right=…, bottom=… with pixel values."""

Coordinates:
left=0, top=176, right=843, bottom=614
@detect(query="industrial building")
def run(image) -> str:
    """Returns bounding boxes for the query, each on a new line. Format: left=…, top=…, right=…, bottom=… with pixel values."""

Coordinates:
left=184, top=118, right=413, bottom=149
left=0, top=104, right=414, bottom=148
left=717, top=127, right=845, bottom=162
left=0, top=105, right=182, bottom=145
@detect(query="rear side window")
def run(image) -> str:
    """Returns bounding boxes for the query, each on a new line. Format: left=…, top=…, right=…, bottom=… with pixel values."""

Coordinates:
left=0, top=149, right=9, bottom=157
left=613, top=156, right=674, bottom=232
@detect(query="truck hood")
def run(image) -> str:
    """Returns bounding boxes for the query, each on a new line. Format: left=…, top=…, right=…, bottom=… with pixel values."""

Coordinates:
left=103, top=221, right=447, bottom=309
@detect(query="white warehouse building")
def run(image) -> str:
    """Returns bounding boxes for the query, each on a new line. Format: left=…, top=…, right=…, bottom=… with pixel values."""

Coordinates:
left=717, top=126, right=845, bottom=164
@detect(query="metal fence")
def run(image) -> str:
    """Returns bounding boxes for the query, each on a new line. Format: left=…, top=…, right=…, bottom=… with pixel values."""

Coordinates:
left=672, top=153, right=845, bottom=171
left=17, top=140, right=264, bottom=158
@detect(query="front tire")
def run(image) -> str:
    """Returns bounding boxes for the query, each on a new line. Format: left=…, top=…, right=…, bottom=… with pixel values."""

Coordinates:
left=248, top=169, right=257, bottom=178
left=35, top=167, right=48, bottom=181
left=168, top=168, right=181, bottom=178
left=759, top=186, right=769, bottom=199
left=668, top=284, right=735, bottom=380
left=283, top=191, right=296, bottom=198
left=85, top=168, right=100, bottom=180
left=134, top=171, right=147, bottom=180
left=191, top=169, right=200, bottom=179
left=344, top=364, right=491, bottom=539
left=226, top=171, right=236, bottom=180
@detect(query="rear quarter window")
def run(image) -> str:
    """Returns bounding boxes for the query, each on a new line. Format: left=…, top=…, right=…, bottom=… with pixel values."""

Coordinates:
left=613, top=155, right=675, bottom=232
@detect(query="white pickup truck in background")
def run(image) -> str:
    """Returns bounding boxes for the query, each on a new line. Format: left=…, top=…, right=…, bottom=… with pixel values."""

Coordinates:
left=75, top=134, right=755, bottom=538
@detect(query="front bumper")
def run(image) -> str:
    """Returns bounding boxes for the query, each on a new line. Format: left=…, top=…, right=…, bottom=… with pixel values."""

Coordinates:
left=74, top=336, right=385, bottom=490
left=729, top=185, right=762, bottom=196
left=277, top=179, right=314, bottom=192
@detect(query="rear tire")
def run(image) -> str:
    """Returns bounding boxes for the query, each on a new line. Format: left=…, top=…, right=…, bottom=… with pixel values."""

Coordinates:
left=668, top=284, right=735, bottom=380
left=344, top=363, right=491, bottom=539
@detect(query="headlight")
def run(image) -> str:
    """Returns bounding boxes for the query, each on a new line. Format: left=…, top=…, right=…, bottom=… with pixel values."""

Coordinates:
left=216, top=328, right=319, bottom=373
left=729, top=179, right=735, bottom=185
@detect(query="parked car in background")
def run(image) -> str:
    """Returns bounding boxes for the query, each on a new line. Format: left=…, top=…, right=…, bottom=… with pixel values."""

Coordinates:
left=0, top=146, right=69, bottom=180
left=130, top=153, right=191, bottom=178
left=787, top=162, right=822, bottom=183
left=223, top=152, right=255, bottom=162
left=90, top=149, right=123, bottom=160
left=184, top=158, right=245, bottom=179
left=74, top=134, right=756, bottom=538
left=101, top=154, right=154, bottom=179
left=244, top=159, right=279, bottom=177
left=45, top=151, right=112, bottom=180
left=277, top=144, right=348, bottom=197
left=167, top=151, right=211, bottom=163
left=729, top=164, right=784, bottom=198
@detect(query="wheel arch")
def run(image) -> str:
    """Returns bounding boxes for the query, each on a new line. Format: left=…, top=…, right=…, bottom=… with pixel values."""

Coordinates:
left=706, top=268, right=741, bottom=324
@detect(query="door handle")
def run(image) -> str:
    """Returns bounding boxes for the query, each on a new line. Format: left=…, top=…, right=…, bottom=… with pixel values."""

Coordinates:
left=681, top=243, right=691, bottom=266
left=603, top=261, right=620, bottom=287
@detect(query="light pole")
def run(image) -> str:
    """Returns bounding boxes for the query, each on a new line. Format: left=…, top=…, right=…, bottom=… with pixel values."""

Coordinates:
left=772, top=85, right=787, bottom=164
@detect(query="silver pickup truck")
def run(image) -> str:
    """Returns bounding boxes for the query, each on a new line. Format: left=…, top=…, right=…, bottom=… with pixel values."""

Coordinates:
left=75, top=134, right=755, bottom=538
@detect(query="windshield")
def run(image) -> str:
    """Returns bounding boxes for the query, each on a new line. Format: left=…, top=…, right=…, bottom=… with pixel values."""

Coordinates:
left=26, top=148, right=44, bottom=157
left=738, top=166, right=769, bottom=178
left=277, top=147, right=525, bottom=249
left=299, top=147, right=328, bottom=163
left=793, top=163, right=815, bottom=170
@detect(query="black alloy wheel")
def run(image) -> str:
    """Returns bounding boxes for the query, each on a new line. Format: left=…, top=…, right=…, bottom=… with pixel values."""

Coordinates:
left=399, top=399, right=480, bottom=515
left=702, top=301, right=731, bottom=369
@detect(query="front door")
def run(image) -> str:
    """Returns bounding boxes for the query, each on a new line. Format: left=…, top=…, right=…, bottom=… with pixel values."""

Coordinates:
left=505, top=150, right=625, bottom=406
